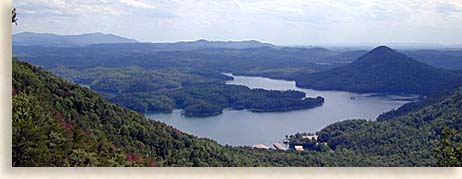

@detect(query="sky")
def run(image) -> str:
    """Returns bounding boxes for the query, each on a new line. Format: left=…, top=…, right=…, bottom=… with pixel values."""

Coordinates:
left=12, top=0, right=462, bottom=46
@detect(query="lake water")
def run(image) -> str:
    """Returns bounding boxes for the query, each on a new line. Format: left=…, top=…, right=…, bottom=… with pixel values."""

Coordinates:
left=146, top=74, right=416, bottom=147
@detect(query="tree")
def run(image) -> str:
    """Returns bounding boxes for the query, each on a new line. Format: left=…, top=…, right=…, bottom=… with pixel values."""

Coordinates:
left=12, top=8, right=18, bottom=25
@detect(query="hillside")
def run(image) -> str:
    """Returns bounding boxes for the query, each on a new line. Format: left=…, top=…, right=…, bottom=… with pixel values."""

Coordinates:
left=295, top=46, right=460, bottom=94
left=13, top=32, right=138, bottom=47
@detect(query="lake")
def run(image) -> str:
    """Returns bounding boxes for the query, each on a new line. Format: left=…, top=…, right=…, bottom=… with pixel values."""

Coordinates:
left=146, top=74, right=416, bottom=147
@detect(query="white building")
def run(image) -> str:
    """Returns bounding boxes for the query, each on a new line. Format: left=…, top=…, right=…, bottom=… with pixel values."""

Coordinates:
left=294, top=145, right=304, bottom=151
left=252, top=144, right=270, bottom=150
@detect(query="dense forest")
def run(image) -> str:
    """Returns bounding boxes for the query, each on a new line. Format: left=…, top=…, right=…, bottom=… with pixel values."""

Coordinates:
left=295, top=46, right=461, bottom=95
left=12, top=58, right=462, bottom=166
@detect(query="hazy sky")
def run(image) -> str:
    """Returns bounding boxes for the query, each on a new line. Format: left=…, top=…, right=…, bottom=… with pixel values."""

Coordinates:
left=12, top=0, right=462, bottom=45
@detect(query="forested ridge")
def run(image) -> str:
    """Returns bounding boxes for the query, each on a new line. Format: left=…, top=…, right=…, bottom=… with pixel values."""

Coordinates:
left=12, top=58, right=462, bottom=166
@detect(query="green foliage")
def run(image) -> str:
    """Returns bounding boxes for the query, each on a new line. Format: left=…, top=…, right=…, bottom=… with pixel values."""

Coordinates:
left=13, top=59, right=132, bottom=166
left=13, top=92, right=68, bottom=166
left=436, top=126, right=462, bottom=167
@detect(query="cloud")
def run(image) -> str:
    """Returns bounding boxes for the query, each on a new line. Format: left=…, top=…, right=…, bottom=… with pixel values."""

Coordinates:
left=119, top=0, right=155, bottom=9
left=437, top=1, right=462, bottom=15
left=15, top=0, right=126, bottom=16
left=12, top=0, right=462, bottom=45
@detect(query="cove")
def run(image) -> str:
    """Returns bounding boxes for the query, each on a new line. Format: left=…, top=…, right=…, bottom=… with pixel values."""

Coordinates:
left=146, top=74, right=416, bottom=147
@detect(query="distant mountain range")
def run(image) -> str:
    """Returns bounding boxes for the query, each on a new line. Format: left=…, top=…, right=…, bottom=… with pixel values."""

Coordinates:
left=13, top=32, right=275, bottom=49
left=13, top=32, right=139, bottom=47
left=295, top=46, right=461, bottom=94
left=86, top=39, right=276, bottom=51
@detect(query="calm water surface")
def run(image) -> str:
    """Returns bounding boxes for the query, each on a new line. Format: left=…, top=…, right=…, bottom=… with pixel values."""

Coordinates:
left=146, top=74, right=416, bottom=147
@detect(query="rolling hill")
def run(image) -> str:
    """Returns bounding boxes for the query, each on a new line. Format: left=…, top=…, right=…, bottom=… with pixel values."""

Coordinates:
left=295, top=46, right=461, bottom=94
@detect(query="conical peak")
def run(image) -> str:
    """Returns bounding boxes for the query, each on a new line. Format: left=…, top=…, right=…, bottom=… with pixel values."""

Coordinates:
left=369, top=45, right=396, bottom=54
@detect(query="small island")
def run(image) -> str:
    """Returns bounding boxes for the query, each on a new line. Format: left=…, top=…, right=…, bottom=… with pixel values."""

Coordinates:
left=249, top=96, right=325, bottom=113
left=180, top=86, right=325, bottom=117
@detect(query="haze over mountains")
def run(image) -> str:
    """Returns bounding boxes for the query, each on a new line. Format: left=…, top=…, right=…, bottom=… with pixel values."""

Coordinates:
left=13, top=32, right=275, bottom=50
left=295, top=46, right=461, bottom=94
